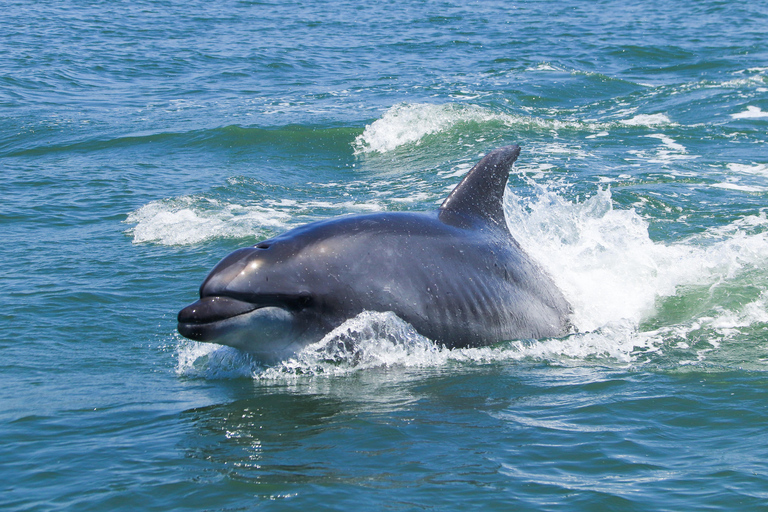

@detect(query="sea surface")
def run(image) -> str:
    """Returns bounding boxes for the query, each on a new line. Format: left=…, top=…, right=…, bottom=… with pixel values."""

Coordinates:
left=3, top=0, right=768, bottom=510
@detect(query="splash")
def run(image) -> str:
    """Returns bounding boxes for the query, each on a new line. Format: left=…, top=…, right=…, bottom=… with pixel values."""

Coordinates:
left=176, top=337, right=262, bottom=379
left=175, top=312, right=648, bottom=379
left=505, top=186, right=768, bottom=330
left=176, top=312, right=446, bottom=379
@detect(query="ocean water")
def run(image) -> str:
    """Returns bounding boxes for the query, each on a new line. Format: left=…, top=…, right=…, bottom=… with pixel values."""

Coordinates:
left=2, top=0, right=768, bottom=509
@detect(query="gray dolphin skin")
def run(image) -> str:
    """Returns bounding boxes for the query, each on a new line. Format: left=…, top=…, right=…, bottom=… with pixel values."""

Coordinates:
left=178, top=145, right=572, bottom=363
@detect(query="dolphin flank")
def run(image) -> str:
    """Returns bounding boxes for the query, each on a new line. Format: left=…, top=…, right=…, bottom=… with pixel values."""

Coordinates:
left=178, top=145, right=572, bottom=363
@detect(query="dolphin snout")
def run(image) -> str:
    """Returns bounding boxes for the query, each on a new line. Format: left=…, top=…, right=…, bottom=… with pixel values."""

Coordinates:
left=178, top=296, right=262, bottom=325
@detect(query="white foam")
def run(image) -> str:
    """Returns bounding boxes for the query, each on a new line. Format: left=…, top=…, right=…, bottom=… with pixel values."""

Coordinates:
left=503, top=186, right=768, bottom=334
left=619, top=113, right=674, bottom=127
left=712, top=182, right=768, bottom=193
left=353, top=103, right=498, bottom=153
left=391, top=192, right=432, bottom=203
left=536, top=142, right=591, bottom=158
left=125, top=193, right=392, bottom=246
left=527, top=63, right=564, bottom=72
left=438, top=163, right=473, bottom=179
left=625, top=133, right=698, bottom=163
left=177, top=312, right=657, bottom=379
left=645, top=133, right=686, bottom=153
left=727, top=163, right=768, bottom=176
left=514, top=163, right=557, bottom=179
left=709, top=294, right=768, bottom=330
left=648, top=133, right=698, bottom=162
left=633, top=291, right=768, bottom=366
left=125, top=197, right=290, bottom=245
left=716, top=77, right=766, bottom=88
left=731, top=106, right=768, bottom=119
left=261, top=312, right=442, bottom=377
left=354, top=104, right=692, bottom=156
left=176, top=312, right=443, bottom=379
left=353, top=103, right=611, bottom=154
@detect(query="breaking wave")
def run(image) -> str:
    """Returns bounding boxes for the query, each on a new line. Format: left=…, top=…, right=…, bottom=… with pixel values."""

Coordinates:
left=352, top=103, right=678, bottom=154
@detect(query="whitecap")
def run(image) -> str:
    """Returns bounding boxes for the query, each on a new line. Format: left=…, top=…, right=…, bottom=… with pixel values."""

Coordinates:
left=712, top=182, right=768, bottom=193
left=619, top=113, right=674, bottom=127
left=125, top=196, right=290, bottom=245
left=731, top=106, right=768, bottom=119
left=526, top=63, right=565, bottom=72
left=352, top=103, right=611, bottom=154
left=726, top=163, right=768, bottom=176
left=352, top=103, right=498, bottom=153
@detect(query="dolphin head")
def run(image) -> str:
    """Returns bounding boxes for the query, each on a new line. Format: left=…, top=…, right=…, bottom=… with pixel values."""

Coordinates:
left=177, top=212, right=435, bottom=361
left=177, top=239, right=328, bottom=363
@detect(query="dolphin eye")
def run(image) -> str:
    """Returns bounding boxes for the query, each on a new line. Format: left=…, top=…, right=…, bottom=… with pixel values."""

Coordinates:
left=255, top=242, right=272, bottom=249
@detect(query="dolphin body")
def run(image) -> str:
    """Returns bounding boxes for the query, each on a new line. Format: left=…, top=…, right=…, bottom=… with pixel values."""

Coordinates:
left=178, top=145, right=571, bottom=363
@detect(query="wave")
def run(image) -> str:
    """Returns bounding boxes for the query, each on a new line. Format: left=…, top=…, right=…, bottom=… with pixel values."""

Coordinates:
left=352, top=103, right=678, bottom=155
left=350, top=65, right=768, bottom=156
left=353, top=103, right=505, bottom=153
left=4, top=123, right=358, bottom=158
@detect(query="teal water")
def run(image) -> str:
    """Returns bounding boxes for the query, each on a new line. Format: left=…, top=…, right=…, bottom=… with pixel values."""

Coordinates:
left=3, top=1, right=768, bottom=510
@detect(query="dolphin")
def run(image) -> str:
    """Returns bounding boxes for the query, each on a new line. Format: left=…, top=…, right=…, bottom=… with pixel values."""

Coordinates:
left=178, top=145, right=571, bottom=363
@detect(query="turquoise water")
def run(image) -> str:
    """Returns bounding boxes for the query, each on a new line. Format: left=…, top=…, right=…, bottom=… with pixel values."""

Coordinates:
left=3, top=0, right=768, bottom=509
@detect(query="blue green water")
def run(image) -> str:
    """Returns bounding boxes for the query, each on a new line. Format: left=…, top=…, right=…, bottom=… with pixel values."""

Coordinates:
left=3, top=1, right=768, bottom=509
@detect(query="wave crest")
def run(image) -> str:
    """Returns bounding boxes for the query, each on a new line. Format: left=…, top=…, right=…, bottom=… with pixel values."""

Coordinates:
left=353, top=103, right=678, bottom=154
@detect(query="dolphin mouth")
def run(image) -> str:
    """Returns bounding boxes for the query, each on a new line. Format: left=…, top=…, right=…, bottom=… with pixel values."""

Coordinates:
left=177, top=297, right=306, bottom=360
left=177, top=296, right=266, bottom=341
left=178, top=296, right=264, bottom=325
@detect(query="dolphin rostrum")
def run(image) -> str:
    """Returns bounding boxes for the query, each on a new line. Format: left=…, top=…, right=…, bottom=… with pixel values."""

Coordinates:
left=178, top=145, right=571, bottom=363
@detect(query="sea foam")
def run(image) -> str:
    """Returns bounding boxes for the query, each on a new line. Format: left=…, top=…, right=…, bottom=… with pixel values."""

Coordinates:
left=125, top=194, right=389, bottom=246
left=731, top=106, right=768, bottom=119
left=126, top=196, right=290, bottom=245
left=353, top=103, right=679, bottom=155
left=619, top=113, right=674, bottom=126
left=353, top=103, right=501, bottom=153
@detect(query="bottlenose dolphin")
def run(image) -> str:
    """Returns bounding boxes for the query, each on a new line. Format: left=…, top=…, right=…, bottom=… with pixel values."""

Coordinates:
left=178, top=145, right=571, bottom=362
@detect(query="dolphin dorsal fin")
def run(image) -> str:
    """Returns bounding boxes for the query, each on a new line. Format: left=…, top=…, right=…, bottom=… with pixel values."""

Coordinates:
left=438, top=145, right=520, bottom=229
